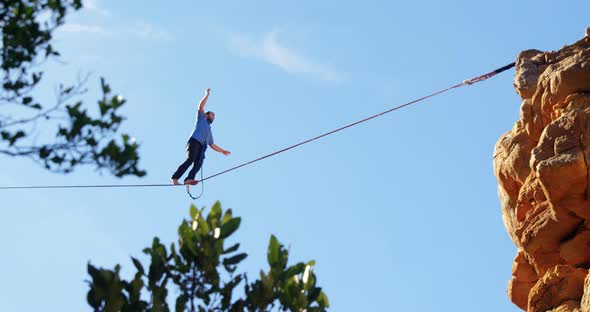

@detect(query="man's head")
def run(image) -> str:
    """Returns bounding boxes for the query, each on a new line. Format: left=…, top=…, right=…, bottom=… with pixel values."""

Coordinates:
left=206, top=111, right=215, bottom=124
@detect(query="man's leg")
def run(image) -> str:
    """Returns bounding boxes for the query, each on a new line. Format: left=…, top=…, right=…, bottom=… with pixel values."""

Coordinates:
left=185, top=158, right=203, bottom=184
left=184, top=141, right=203, bottom=185
left=171, top=139, right=199, bottom=183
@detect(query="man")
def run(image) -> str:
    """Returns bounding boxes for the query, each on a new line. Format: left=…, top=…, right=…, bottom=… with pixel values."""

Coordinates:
left=171, top=88, right=231, bottom=185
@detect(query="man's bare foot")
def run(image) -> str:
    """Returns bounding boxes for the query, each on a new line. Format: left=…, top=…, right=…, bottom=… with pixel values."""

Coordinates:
left=170, top=179, right=181, bottom=185
left=184, top=179, right=198, bottom=185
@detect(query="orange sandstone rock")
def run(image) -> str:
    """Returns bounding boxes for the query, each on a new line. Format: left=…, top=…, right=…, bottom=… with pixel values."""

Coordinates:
left=528, top=266, right=586, bottom=312
left=495, top=30, right=590, bottom=311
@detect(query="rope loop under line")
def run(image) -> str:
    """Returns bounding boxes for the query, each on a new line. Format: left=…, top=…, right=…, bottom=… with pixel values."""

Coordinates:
left=0, top=62, right=516, bottom=196
left=186, top=167, right=205, bottom=200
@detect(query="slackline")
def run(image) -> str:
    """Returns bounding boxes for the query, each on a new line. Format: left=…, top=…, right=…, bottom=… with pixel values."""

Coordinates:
left=0, top=62, right=515, bottom=191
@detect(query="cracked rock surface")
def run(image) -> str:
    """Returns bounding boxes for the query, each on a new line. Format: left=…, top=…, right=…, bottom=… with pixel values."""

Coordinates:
left=494, top=31, right=590, bottom=311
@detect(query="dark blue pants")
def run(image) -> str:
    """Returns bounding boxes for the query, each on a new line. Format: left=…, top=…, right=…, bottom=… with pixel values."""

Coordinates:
left=171, top=138, right=204, bottom=181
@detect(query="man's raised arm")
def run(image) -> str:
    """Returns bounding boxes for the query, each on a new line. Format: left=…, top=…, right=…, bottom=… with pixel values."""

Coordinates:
left=198, top=88, right=211, bottom=112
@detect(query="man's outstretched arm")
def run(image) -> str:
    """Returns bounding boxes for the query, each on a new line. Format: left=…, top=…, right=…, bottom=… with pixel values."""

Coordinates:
left=198, top=88, right=211, bottom=112
left=210, top=143, right=231, bottom=156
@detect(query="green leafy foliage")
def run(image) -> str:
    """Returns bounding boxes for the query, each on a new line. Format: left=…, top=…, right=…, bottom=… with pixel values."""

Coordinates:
left=0, top=1, right=145, bottom=177
left=86, top=201, right=329, bottom=311
left=1, top=0, right=81, bottom=93
left=87, top=264, right=149, bottom=312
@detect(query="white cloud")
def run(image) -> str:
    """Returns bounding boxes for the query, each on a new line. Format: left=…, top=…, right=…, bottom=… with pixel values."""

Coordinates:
left=60, top=23, right=111, bottom=36
left=228, top=31, right=344, bottom=82
left=59, top=22, right=173, bottom=41
left=127, top=22, right=174, bottom=41
left=83, top=0, right=110, bottom=15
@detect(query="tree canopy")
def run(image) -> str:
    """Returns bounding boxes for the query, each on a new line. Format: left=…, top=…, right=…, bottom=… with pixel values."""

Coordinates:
left=0, top=0, right=144, bottom=177
left=87, top=202, right=330, bottom=312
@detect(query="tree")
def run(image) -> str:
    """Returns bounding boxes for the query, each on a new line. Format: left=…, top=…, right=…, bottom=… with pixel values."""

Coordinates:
left=86, top=202, right=330, bottom=312
left=0, top=0, right=144, bottom=177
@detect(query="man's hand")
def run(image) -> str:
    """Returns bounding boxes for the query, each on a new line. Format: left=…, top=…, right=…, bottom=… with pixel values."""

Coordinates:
left=211, top=144, right=231, bottom=156
left=198, top=88, right=211, bottom=112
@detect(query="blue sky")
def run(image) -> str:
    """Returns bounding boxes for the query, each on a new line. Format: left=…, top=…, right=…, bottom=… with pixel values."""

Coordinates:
left=1, top=1, right=589, bottom=311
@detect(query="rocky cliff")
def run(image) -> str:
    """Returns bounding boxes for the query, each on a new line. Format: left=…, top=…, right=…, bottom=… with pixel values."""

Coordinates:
left=494, top=29, right=590, bottom=312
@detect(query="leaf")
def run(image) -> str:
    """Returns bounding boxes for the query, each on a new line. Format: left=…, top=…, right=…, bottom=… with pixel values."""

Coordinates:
left=50, top=155, right=64, bottom=164
left=101, top=77, right=111, bottom=94
left=307, top=287, right=322, bottom=303
left=148, top=260, right=165, bottom=287
left=222, top=209, right=233, bottom=225
left=24, top=6, right=34, bottom=16
left=219, top=217, right=241, bottom=239
left=175, top=294, right=188, bottom=312
left=281, top=263, right=305, bottom=280
left=197, top=216, right=210, bottom=235
left=131, top=257, right=144, bottom=275
left=87, top=288, right=100, bottom=309
left=32, top=73, right=42, bottom=84
left=221, top=275, right=243, bottom=309
left=225, top=265, right=237, bottom=274
left=211, top=201, right=222, bottom=218
left=178, top=222, right=192, bottom=246
left=223, top=253, right=247, bottom=266
left=112, top=95, right=124, bottom=109
left=87, top=263, right=101, bottom=282
left=317, top=292, right=329, bottom=308
left=267, top=235, right=279, bottom=266
left=98, top=100, right=108, bottom=116
left=8, top=131, right=26, bottom=146
left=208, top=201, right=222, bottom=228
left=38, top=146, right=51, bottom=159
left=190, top=205, right=199, bottom=220
left=222, top=243, right=240, bottom=255
left=128, top=273, right=145, bottom=303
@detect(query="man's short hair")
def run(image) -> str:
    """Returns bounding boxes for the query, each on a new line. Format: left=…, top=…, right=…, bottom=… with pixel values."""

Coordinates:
left=206, top=111, right=215, bottom=116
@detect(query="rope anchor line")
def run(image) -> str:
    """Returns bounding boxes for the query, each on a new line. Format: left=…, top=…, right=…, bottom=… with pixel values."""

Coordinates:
left=0, top=62, right=516, bottom=195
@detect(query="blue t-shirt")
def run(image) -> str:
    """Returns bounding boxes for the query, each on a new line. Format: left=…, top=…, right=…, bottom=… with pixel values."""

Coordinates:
left=190, top=111, right=214, bottom=159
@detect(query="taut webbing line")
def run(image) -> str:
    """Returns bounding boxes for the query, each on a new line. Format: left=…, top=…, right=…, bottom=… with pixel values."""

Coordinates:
left=199, top=62, right=515, bottom=182
left=0, top=62, right=515, bottom=191
left=0, top=183, right=176, bottom=190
